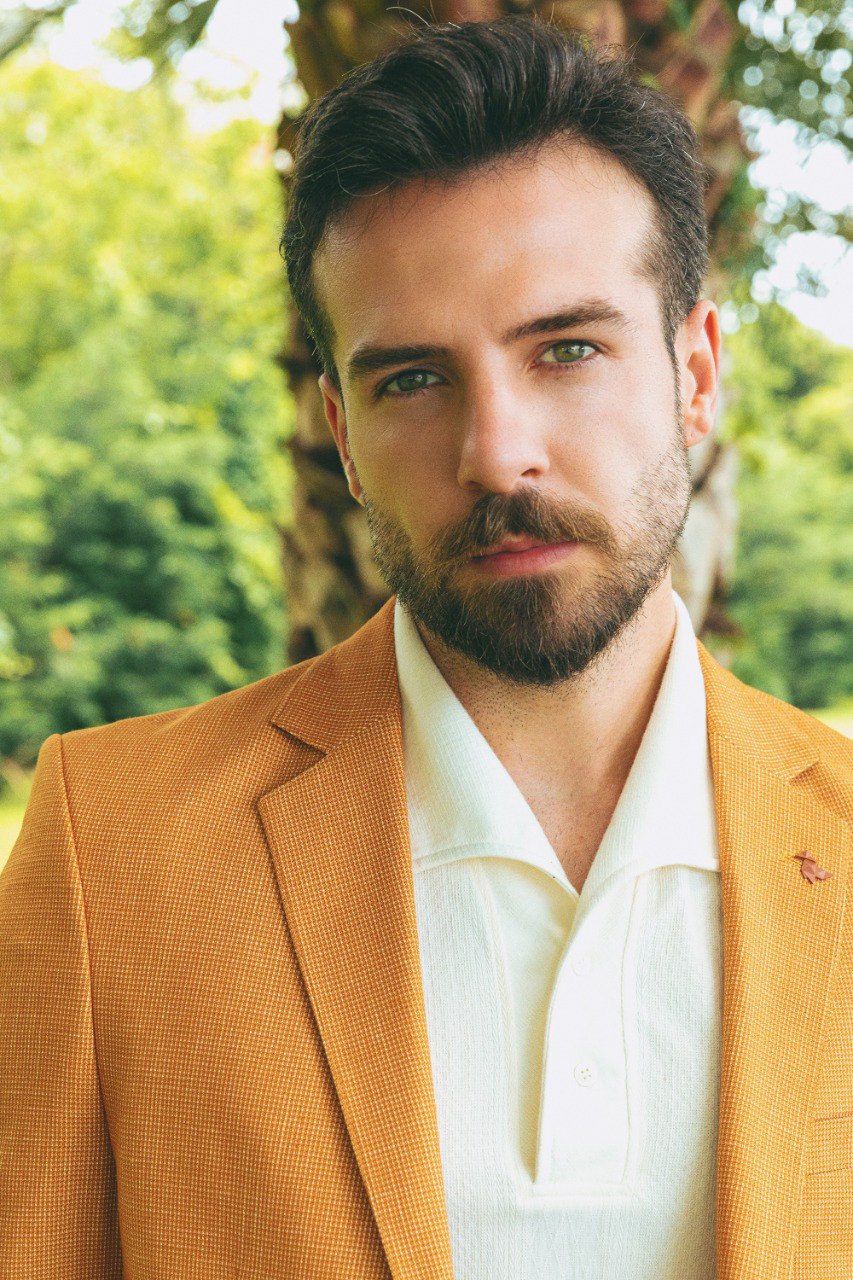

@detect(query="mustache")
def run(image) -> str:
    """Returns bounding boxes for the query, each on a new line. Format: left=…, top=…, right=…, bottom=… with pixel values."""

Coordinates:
left=437, top=488, right=610, bottom=560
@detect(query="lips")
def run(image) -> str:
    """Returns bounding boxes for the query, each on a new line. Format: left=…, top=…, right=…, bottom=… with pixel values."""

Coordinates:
left=467, top=538, right=581, bottom=577
left=474, top=537, right=558, bottom=557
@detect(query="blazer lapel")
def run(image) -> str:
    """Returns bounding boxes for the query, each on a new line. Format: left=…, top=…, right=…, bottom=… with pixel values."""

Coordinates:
left=697, top=642, right=850, bottom=1280
left=256, top=596, right=847, bottom=1280
left=257, top=597, right=455, bottom=1280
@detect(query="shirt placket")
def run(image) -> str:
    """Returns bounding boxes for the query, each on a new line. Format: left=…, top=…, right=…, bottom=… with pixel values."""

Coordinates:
left=535, top=869, right=639, bottom=1189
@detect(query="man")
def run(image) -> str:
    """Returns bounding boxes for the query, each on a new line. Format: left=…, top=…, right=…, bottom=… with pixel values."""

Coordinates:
left=1, top=16, right=850, bottom=1280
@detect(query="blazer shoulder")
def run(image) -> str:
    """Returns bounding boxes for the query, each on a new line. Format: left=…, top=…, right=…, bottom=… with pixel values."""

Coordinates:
left=55, top=654, right=320, bottom=776
left=752, top=686, right=851, bottom=776
left=699, top=641, right=852, bottom=799
left=739, top=678, right=852, bottom=819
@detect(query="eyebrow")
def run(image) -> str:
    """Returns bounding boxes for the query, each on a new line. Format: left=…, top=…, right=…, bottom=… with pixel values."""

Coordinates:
left=345, top=298, right=637, bottom=386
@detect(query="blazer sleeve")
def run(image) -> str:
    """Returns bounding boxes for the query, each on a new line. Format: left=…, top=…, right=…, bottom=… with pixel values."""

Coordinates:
left=0, top=733, right=122, bottom=1278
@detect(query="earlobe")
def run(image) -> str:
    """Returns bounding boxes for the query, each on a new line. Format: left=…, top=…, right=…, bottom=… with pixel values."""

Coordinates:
left=343, top=465, right=365, bottom=507
left=342, top=430, right=366, bottom=505
left=684, top=404, right=715, bottom=448
left=683, top=382, right=717, bottom=448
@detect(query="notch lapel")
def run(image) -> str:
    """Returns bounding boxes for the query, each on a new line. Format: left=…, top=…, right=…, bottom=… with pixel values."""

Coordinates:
left=698, top=643, right=850, bottom=1280
left=258, top=598, right=455, bottom=1280
left=255, top=598, right=847, bottom=1280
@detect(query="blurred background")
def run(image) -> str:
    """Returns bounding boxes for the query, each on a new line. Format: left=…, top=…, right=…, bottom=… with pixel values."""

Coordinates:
left=0, top=0, right=851, bottom=868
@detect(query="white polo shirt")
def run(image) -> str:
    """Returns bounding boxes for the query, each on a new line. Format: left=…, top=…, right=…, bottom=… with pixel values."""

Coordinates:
left=393, top=588, right=723, bottom=1279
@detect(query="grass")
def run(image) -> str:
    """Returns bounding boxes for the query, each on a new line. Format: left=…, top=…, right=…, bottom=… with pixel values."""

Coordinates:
left=0, top=698, right=850, bottom=877
left=0, top=763, right=33, bottom=876
left=0, top=801, right=28, bottom=876
left=810, top=698, right=853, bottom=740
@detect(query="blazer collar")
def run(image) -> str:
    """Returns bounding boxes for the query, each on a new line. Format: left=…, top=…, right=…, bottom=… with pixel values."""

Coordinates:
left=268, top=597, right=401, bottom=752
left=269, top=594, right=821, bottom=782
left=259, top=596, right=848, bottom=1280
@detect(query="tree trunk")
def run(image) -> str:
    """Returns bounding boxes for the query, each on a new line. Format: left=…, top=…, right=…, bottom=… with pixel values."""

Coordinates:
left=276, top=0, right=752, bottom=660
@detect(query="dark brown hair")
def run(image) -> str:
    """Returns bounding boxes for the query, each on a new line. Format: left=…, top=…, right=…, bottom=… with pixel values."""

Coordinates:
left=281, top=14, right=710, bottom=393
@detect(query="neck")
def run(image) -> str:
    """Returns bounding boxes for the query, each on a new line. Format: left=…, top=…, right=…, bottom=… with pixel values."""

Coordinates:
left=411, top=578, right=679, bottom=803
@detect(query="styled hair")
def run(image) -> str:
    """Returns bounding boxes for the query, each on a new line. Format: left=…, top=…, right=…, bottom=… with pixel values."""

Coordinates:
left=281, top=14, right=710, bottom=394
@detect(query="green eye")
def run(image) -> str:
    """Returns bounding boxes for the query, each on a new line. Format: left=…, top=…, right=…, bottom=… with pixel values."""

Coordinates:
left=382, top=369, right=442, bottom=397
left=542, top=341, right=595, bottom=364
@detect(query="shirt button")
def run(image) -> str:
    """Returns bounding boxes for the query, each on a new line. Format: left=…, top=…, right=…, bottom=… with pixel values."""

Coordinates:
left=571, top=952, right=591, bottom=975
left=574, top=1062, right=597, bottom=1087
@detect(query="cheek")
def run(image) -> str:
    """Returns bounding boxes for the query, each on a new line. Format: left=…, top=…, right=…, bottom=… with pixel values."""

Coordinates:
left=548, top=402, right=639, bottom=492
left=358, top=419, right=452, bottom=498
left=358, top=431, right=462, bottom=553
left=542, top=352, right=665, bottom=435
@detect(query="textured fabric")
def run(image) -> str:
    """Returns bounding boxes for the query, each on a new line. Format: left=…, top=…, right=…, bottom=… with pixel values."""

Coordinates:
left=394, top=589, right=723, bottom=1278
left=0, top=593, right=851, bottom=1280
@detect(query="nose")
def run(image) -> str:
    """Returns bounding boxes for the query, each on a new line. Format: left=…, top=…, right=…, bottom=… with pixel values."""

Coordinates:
left=455, top=370, right=550, bottom=494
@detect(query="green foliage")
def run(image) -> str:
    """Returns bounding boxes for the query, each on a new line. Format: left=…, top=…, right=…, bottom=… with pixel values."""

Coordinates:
left=716, top=301, right=853, bottom=708
left=0, top=58, right=292, bottom=769
left=0, top=49, right=848, bottom=790
left=0, top=3, right=74, bottom=63
left=107, top=0, right=852, bottom=265
left=108, top=0, right=219, bottom=69
left=725, top=0, right=851, bottom=161
left=3, top=0, right=851, bottom=312
left=719, top=0, right=851, bottom=300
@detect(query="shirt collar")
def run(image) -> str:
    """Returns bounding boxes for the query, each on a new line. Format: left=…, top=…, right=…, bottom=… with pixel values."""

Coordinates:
left=393, top=589, right=719, bottom=898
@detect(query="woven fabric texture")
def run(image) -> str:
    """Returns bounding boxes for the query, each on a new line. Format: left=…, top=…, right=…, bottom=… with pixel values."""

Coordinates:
left=1, top=594, right=851, bottom=1280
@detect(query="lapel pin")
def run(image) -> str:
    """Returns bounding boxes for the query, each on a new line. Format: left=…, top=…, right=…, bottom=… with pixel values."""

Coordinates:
left=793, top=850, right=832, bottom=883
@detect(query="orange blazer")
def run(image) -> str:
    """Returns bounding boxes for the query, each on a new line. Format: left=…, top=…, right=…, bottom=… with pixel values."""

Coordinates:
left=1, top=595, right=851, bottom=1280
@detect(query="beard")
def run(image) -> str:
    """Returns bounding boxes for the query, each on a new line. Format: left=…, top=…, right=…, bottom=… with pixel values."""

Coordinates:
left=358, top=404, right=691, bottom=688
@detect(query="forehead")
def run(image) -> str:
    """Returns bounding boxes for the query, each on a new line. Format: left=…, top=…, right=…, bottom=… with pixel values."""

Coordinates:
left=313, top=141, right=659, bottom=367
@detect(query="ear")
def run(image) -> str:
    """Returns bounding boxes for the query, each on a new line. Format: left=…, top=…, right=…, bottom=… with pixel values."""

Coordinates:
left=318, top=372, right=365, bottom=506
left=676, top=300, right=721, bottom=448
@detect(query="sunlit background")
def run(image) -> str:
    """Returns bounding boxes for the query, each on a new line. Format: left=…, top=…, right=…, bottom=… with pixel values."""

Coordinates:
left=1, top=0, right=851, bottom=866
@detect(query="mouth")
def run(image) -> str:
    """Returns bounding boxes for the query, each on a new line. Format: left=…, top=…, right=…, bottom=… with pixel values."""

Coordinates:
left=468, top=537, right=581, bottom=577
left=472, top=536, right=569, bottom=558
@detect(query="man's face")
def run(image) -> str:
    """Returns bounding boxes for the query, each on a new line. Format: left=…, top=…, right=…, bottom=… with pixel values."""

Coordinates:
left=315, top=140, right=718, bottom=686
